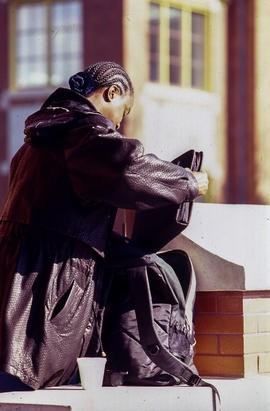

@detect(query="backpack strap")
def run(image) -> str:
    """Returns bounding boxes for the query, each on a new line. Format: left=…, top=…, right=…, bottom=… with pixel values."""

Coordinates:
left=158, top=250, right=196, bottom=336
left=127, top=265, right=222, bottom=411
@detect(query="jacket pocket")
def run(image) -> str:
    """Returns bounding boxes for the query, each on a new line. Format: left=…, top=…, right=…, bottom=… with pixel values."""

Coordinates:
left=50, top=280, right=84, bottom=327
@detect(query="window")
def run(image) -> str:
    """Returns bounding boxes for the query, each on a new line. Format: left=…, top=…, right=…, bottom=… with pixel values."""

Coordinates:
left=169, top=7, right=182, bottom=85
left=148, top=1, right=209, bottom=90
left=10, top=0, right=83, bottom=89
left=149, top=3, right=160, bottom=82
left=192, top=12, right=205, bottom=88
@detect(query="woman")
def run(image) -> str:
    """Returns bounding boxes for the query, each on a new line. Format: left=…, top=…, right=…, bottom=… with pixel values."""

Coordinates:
left=0, top=61, right=208, bottom=390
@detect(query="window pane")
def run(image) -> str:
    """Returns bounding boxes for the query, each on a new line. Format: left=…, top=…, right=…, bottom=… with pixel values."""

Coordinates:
left=17, top=59, right=48, bottom=88
left=64, top=1, right=82, bottom=24
left=17, top=5, right=31, bottom=31
left=192, top=43, right=204, bottom=61
left=52, top=1, right=82, bottom=27
left=51, top=30, right=65, bottom=55
left=16, top=3, right=47, bottom=88
left=17, top=32, right=46, bottom=58
left=169, top=7, right=181, bottom=85
left=17, top=35, right=31, bottom=58
left=17, top=3, right=46, bottom=31
left=170, top=7, right=181, bottom=30
left=52, top=30, right=81, bottom=55
left=170, top=38, right=180, bottom=58
left=150, top=32, right=158, bottom=54
left=51, top=56, right=80, bottom=86
left=51, top=58, right=65, bottom=86
left=192, top=12, right=204, bottom=35
left=191, top=12, right=205, bottom=89
left=15, top=1, right=82, bottom=88
left=170, top=65, right=180, bottom=86
left=149, top=3, right=160, bottom=82
left=51, top=1, right=83, bottom=85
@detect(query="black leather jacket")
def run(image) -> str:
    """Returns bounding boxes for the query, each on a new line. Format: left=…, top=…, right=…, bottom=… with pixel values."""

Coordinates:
left=0, top=88, right=199, bottom=389
left=0, top=88, right=198, bottom=257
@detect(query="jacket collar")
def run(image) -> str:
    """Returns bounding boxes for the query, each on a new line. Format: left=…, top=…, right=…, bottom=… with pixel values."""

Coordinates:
left=41, top=87, right=98, bottom=113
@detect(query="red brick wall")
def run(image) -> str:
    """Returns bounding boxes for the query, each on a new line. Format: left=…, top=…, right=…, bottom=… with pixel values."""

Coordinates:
left=194, top=291, right=244, bottom=377
left=0, top=2, right=9, bottom=207
left=83, top=0, right=124, bottom=67
left=194, top=290, right=270, bottom=377
left=226, top=0, right=257, bottom=203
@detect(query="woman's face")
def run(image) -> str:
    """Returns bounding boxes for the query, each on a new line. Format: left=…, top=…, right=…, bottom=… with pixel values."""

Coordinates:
left=88, top=86, right=134, bottom=129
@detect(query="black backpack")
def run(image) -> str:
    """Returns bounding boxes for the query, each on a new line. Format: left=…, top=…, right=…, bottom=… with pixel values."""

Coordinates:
left=102, top=241, right=221, bottom=410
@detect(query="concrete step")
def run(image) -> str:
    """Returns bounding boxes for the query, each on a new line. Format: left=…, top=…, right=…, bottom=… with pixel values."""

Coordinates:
left=0, top=376, right=269, bottom=411
left=0, top=383, right=216, bottom=411
left=0, top=405, right=69, bottom=411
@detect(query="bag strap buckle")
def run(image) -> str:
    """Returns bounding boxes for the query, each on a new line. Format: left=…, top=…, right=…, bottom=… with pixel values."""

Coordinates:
left=187, top=374, right=202, bottom=386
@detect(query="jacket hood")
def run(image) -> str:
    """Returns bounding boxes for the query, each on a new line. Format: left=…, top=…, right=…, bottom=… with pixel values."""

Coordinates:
left=24, top=88, right=99, bottom=146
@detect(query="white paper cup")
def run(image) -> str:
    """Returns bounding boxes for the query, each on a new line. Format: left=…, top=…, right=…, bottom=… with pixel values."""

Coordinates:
left=77, top=357, right=107, bottom=390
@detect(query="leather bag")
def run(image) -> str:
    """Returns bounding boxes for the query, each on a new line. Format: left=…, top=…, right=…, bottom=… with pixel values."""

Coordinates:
left=132, top=150, right=203, bottom=252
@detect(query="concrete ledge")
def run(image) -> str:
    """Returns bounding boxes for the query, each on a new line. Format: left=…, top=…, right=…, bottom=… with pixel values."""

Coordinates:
left=162, top=233, right=245, bottom=291
left=0, top=405, right=69, bottom=411
left=0, top=377, right=269, bottom=411
left=184, top=203, right=270, bottom=290
left=0, top=385, right=215, bottom=411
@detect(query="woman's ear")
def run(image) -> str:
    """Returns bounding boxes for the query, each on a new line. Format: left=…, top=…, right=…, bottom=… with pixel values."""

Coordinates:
left=104, top=85, right=120, bottom=102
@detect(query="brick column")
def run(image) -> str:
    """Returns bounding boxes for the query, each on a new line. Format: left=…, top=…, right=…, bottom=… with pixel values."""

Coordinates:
left=82, top=0, right=124, bottom=67
left=194, top=290, right=270, bottom=377
left=226, top=0, right=256, bottom=204
left=0, top=2, right=9, bottom=206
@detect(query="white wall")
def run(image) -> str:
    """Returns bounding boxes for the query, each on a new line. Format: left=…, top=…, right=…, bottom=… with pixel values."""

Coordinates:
left=8, top=104, right=40, bottom=160
left=140, top=84, right=224, bottom=185
left=184, top=203, right=270, bottom=290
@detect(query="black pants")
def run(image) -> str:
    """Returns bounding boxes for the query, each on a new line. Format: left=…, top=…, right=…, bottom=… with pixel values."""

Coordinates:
left=0, top=371, right=32, bottom=392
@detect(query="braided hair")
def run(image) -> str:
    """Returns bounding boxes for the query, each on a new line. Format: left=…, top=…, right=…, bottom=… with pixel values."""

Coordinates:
left=69, top=61, right=134, bottom=97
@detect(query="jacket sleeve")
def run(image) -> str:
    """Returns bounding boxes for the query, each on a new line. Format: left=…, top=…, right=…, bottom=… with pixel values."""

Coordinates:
left=64, top=117, right=199, bottom=210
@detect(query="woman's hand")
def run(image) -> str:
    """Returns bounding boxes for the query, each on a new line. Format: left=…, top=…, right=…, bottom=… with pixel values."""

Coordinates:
left=186, top=168, right=209, bottom=196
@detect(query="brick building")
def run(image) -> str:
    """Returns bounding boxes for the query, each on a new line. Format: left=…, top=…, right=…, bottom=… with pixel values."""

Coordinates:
left=0, top=0, right=270, bottom=379
left=1, top=0, right=270, bottom=205
left=0, top=0, right=228, bottom=206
